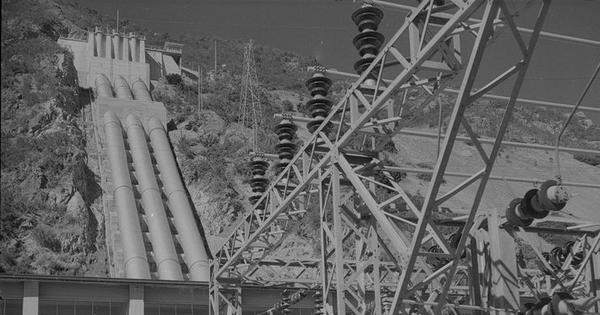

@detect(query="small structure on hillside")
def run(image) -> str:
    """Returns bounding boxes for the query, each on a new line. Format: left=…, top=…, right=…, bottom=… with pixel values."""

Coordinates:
left=58, top=27, right=183, bottom=90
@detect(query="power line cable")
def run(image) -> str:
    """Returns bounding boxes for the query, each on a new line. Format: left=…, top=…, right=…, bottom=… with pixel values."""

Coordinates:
left=554, top=59, right=600, bottom=185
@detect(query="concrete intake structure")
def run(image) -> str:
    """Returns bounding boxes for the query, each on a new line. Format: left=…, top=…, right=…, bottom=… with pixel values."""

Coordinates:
left=147, top=118, right=210, bottom=281
left=103, top=111, right=151, bottom=279
left=95, top=74, right=114, bottom=98
left=114, top=75, right=134, bottom=100
left=125, top=114, right=184, bottom=281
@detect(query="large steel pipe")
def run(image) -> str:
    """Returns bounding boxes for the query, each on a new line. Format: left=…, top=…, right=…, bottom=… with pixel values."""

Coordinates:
left=131, top=79, right=153, bottom=101
left=147, top=118, right=210, bottom=281
left=95, top=74, right=113, bottom=98
left=114, top=76, right=133, bottom=100
left=125, top=114, right=183, bottom=281
left=103, top=111, right=151, bottom=279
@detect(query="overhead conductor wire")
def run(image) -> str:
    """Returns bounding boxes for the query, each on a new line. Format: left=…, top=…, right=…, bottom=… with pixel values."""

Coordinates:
left=554, top=60, right=600, bottom=185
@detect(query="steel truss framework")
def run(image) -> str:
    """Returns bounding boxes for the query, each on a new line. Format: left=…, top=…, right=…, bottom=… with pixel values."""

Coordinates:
left=209, top=0, right=600, bottom=314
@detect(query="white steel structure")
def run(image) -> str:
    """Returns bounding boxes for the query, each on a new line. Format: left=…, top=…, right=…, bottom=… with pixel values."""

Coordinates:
left=209, top=1, right=600, bottom=314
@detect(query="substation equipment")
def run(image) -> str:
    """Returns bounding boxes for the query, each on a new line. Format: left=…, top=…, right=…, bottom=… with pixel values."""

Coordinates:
left=209, top=0, right=600, bottom=314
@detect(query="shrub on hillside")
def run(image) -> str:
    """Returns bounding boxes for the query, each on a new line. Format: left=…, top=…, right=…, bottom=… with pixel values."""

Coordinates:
left=165, top=73, right=183, bottom=86
left=573, top=154, right=600, bottom=166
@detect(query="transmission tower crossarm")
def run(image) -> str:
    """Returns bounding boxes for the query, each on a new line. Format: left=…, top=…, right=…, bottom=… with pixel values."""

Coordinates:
left=208, top=1, right=599, bottom=314
left=389, top=0, right=553, bottom=313
left=215, top=0, right=477, bottom=274
left=215, top=152, right=333, bottom=277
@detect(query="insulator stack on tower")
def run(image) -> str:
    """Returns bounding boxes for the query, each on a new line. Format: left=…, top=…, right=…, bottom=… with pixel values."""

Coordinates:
left=274, top=119, right=298, bottom=175
left=249, top=157, right=269, bottom=212
left=313, top=291, right=325, bottom=315
left=352, top=5, right=384, bottom=85
left=426, top=232, right=464, bottom=267
left=505, top=180, right=569, bottom=227
left=540, top=241, right=584, bottom=274
left=287, top=289, right=308, bottom=306
left=305, top=72, right=333, bottom=134
left=280, top=289, right=292, bottom=315
left=268, top=289, right=307, bottom=313
left=382, top=291, right=393, bottom=315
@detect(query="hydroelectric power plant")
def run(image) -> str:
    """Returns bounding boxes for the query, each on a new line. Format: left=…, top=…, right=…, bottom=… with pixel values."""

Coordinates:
left=1, top=1, right=600, bottom=314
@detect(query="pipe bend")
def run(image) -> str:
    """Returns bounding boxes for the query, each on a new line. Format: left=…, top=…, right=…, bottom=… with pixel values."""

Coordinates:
left=125, top=114, right=145, bottom=130
left=147, top=117, right=164, bottom=135
left=114, top=75, right=133, bottom=99
left=139, top=186, right=162, bottom=197
left=113, top=184, right=134, bottom=194
left=124, top=256, right=151, bottom=279
left=96, top=74, right=114, bottom=98
left=104, top=111, right=121, bottom=126
left=131, top=78, right=153, bottom=101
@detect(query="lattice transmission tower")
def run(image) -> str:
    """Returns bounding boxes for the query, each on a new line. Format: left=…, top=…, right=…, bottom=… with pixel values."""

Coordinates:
left=210, top=1, right=600, bottom=315
left=239, top=39, right=262, bottom=151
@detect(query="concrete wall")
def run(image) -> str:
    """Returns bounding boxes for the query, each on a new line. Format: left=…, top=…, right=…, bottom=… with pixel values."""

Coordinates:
left=146, top=50, right=182, bottom=80
left=58, top=29, right=182, bottom=89
left=58, top=30, right=151, bottom=89
left=57, top=38, right=89, bottom=83
left=0, top=276, right=320, bottom=315
left=86, top=57, right=150, bottom=90
left=94, top=97, right=166, bottom=130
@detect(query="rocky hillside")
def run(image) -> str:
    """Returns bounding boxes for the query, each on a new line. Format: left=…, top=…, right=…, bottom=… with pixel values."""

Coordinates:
left=0, top=0, right=320, bottom=275
left=1, top=0, right=107, bottom=275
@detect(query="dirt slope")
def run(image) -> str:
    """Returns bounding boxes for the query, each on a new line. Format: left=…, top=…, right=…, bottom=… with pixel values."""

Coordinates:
left=391, top=129, right=600, bottom=225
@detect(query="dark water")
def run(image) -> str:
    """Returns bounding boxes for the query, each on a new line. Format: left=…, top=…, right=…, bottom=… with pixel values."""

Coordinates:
left=76, top=0, right=600, bottom=120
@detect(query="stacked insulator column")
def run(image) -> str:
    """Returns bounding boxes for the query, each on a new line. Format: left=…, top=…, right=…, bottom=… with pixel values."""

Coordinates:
left=313, top=291, right=325, bottom=315
left=280, top=289, right=292, bottom=315
left=305, top=73, right=333, bottom=134
left=426, top=232, right=464, bottom=267
left=382, top=291, right=393, bottom=315
left=274, top=119, right=298, bottom=174
left=352, top=5, right=384, bottom=84
left=506, top=180, right=569, bottom=227
left=540, top=241, right=584, bottom=274
left=268, top=289, right=307, bottom=313
left=286, top=289, right=308, bottom=306
left=249, top=156, right=269, bottom=212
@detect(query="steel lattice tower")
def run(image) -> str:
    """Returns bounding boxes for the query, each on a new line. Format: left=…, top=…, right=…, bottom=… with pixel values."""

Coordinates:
left=210, top=1, right=600, bottom=315
left=239, top=40, right=262, bottom=151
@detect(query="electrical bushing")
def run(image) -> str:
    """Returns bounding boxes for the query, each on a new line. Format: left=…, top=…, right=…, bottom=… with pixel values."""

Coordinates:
left=426, top=231, right=465, bottom=267
left=505, top=180, right=569, bottom=227
left=281, top=289, right=292, bottom=315
left=382, top=291, right=393, bottom=315
left=305, top=73, right=333, bottom=134
left=352, top=5, right=384, bottom=83
left=274, top=119, right=298, bottom=175
left=249, top=157, right=269, bottom=211
left=313, top=291, right=325, bottom=315
left=540, top=241, right=584, bottom=274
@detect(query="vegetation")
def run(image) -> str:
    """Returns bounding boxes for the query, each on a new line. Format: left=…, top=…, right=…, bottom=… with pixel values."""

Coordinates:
left=1, top=0, right=107, bottom=276
left=573, top=153, right=600, bottom=166
left=403, top=89, right=600, bottom=150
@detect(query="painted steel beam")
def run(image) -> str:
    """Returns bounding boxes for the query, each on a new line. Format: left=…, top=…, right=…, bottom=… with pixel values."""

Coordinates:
left=211, top=1, right=598, bottom=314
